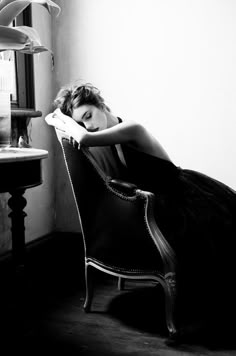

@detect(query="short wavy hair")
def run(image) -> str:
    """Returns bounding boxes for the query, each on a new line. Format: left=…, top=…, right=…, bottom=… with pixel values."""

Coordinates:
left=53, top=82, right=110, bottom=117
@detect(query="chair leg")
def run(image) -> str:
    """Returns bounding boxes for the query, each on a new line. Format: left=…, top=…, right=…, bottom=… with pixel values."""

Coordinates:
left=118, top=277, right=125, bottom=290
left=163, top=273, right=177, bottom=336
left=83, top=264, right=94, bottom=312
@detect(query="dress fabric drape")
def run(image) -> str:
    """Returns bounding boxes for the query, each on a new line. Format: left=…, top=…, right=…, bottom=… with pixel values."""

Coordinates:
left=119, top=129, right=236, bottom=330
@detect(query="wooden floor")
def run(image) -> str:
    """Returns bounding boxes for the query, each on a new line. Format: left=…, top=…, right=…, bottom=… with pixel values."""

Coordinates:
left=0, top=233, right=236, bottom=356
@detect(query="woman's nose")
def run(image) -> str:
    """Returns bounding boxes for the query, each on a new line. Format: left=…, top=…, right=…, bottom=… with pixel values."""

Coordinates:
left=85, top=123, right=98, bottom=132
left=85, top=123, right=92, bottom=131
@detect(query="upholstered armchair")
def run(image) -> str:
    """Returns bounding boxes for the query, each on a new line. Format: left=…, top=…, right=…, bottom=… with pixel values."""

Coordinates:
left=56, top=129, right=177, bottom=336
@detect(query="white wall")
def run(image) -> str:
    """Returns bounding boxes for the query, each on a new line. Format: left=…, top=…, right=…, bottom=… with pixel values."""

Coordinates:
left=52, top=0, right=236, bottom=231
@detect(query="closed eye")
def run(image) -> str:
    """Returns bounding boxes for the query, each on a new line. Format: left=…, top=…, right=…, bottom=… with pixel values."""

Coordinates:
left=83, top=113, right=92, bottom=121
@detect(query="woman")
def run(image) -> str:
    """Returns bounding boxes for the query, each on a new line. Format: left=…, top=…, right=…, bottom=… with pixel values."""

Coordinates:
left=46, top=82, right=236, bottom=343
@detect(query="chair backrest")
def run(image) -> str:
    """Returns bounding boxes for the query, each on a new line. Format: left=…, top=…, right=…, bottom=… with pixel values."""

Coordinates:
left=60, top=139, right=129, bottom=200
left=58, top=134, right=168, bottom=271
left=59, top=138, right=134, bottom=247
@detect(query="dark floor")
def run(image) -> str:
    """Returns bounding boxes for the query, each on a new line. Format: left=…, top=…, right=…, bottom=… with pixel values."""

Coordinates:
left=0, top=233, right=236, bottom=356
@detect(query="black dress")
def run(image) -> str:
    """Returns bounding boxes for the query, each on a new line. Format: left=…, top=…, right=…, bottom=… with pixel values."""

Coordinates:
left=119, top=138, right=236, bottom=333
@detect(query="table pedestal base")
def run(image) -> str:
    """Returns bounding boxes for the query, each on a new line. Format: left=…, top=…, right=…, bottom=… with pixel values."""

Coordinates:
left=8, top=189, right=27, bottom=267
left=0, top=148, right=48, bottom=268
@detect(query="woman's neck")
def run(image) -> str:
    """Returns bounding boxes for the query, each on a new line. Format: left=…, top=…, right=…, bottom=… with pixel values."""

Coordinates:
left=106, top=111, right=120, bottom=128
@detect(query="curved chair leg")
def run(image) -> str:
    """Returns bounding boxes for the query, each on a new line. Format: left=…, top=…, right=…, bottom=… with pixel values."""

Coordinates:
left=118, top=277, right=125, bottom=291
left=162, top=273, right=177, bottom=336
left=83, top=264, right=94, bottom=312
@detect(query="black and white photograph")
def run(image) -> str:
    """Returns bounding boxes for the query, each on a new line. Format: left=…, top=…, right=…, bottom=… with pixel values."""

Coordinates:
left=0, top=1, right=236, bottom=355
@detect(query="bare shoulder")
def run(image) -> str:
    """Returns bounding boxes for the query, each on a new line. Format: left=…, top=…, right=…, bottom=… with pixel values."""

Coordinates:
left=119, top=119, right=151, bottom=140
left=121, top=119, right=171, bottom=161
left=115, top=118, right=147, bottom=139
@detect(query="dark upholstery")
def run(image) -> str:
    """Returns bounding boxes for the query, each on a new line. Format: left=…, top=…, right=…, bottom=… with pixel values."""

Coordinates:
left=56, top=130, right=177, bottom=336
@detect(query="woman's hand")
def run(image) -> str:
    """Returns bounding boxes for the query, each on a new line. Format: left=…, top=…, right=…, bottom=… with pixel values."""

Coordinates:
left=45, top=110, right=68, bottom=132
left=45, top=108, right=75, bottom=129
left=45, top=108, right=88, bottom=146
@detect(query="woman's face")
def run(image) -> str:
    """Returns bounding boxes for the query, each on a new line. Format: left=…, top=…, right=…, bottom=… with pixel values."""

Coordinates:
left=72, top=104, right=107, bottom=132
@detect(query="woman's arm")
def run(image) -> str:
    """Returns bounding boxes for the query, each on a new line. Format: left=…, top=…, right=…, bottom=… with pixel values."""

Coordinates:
left=45, top=108, right=171, bottom=160
left=82, top=120, right=144, bottom=147
left=45, top=108, right=144, bottom=147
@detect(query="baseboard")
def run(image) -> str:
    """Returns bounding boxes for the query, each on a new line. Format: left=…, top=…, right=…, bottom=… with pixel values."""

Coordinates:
left=0, top=231, right=83, bottom=267
left=0, top=231, right=85, bottom=296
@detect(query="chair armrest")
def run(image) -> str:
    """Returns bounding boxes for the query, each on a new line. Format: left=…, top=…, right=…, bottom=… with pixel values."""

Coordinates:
left=108, top=178, right=138, bottom=196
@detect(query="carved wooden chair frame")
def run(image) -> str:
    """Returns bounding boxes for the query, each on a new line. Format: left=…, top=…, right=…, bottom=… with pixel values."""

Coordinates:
left=56, top=129, right=177, bottom=336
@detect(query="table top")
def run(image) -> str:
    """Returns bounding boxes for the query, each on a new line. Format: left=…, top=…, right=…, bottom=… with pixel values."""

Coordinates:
left=0, top=147, right=48, bottom=163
